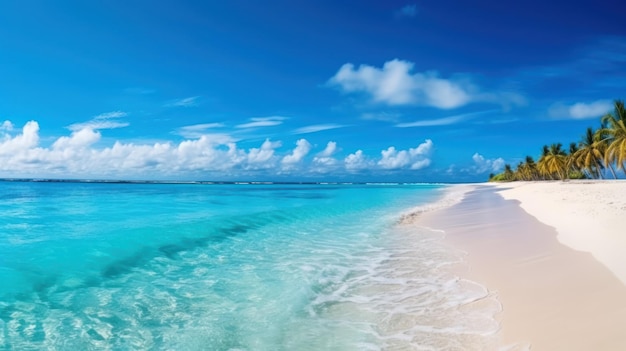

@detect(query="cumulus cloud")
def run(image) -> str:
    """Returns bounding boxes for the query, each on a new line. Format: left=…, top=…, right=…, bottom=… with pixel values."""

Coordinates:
left=0, top=121, right=437, bottom=178
left=236, top=116, right=287, bottom=129
left=1, top=120, right=13, bottom=132
left=53, top=128, right=101, bottom=150
left=312, top=141, right=339, bottom=169
left=328, top=59, right=473, bottom=108
left=68, top=111, right=129, bottom=131
left=0, top=121, right=277, bottom=177
left=471, top=153, right=505, bottom=173
left=548, top=100, right=613, bottom=119
left=378, top=139, right=433, bottom=170
left=0, top=121, right=40, bottom=155
left=282, top=139, right=312, bottom=166
left=247, top=139, right=281, bottom=168
left=328, top=59, right=525, bottom=110
left=344, top=150, right=371, bottom=171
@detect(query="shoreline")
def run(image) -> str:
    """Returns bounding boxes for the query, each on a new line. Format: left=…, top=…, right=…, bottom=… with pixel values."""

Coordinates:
left=415, top=182, right=626, bottom=350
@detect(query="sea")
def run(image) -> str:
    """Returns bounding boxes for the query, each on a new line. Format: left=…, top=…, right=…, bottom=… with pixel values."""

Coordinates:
left=0, top=181, right=502, bottom=350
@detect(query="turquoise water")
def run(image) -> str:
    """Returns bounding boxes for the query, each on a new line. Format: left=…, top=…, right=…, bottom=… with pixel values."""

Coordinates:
left=0, top=182, right=500, bottom=350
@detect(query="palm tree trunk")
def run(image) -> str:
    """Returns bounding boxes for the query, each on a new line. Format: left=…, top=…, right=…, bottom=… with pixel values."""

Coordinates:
left=594, top=160, right=603, bottom=179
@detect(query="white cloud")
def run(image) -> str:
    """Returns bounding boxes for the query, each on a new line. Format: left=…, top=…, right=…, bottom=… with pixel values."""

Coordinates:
left=344, top=150, right=371, bottom=171
left=94, top=111, right=127, bottom=119
left=548, top=100, right=613, bottom=119
left=329, top=59, right=526, bottom=110
left=68, top=111, right=129, bottom=132
left=0, top=121, right=40, bottom=155
left=236, top=116, right=287, bottom=129
left=70, top=120, right=129, bottom=131
left=378, top=139, right=433, bottom=170
left=175, top=123, right=225, bottom=138
left=328, top=59, right=473, bottom=109
left=293, top=124, right=345, bottom=134
left=0, top=121, right=281, bottom=177
left=282, top=139, right=312, bottom=165
left=247, top=139, right=281, bottom=168
left=396, top=115, right=466, bottom=127
left=312, top=141, right=339, bottom=170
left=53, top=128, right=101, bottom=150
left=396, top=109, right=498, bottom=127
left=0, top=121, right=438, bottom=178
left=317, top=141, right=337, bottom=158
left=167, top=96, right=199, bottom=107
left=471, top=153, right=505, bottom=173
left=1, top=120, right=13, bottom=132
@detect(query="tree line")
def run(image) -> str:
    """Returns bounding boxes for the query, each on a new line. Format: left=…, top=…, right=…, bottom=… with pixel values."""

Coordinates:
left=489, top=99, right=626, bottom=181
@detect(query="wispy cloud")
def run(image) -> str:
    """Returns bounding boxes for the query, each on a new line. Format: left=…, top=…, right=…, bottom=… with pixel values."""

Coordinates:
left=68, top=111, right=129, bottom=131
left=175, top=123, right=225, bottom=138
left=518, top=37, right=626, bottom=91
left=396, top=115, right=465, bottom=127
left=166, top=96, right=200, bottom=107
left=361, top=112, right=400, bottom=122
left=124, top=87, right=155, bottom=95
left=293, top=124, right=345, bottom=134
left=397, top=4, right=417, bottom=18
left=94, top=111, right=126, bottom=119
left=548, top=100, right=613, bottom=119
left=236, top=116, right=287, bottom=129
left=395, top=110, right=497, bottom=127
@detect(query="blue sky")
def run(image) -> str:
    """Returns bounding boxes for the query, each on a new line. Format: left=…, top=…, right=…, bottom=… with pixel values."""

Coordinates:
left=1, top=0, right=625, bottom=182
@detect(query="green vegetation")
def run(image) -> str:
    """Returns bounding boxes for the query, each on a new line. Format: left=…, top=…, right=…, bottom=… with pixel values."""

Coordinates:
left=489, top=99, right=626, bottom=182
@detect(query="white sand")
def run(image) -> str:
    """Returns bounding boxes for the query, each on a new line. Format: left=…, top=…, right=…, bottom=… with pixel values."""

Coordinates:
left=495, top=180, right=626, bottom=285
left=417, top=182, right=626, bottom=350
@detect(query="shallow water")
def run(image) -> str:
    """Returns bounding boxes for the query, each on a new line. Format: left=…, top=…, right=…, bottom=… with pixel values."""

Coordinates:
left=0, top=182, right=500, bottom=350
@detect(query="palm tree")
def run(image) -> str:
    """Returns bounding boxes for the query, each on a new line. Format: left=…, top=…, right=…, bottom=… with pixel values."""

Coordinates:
left=503, top=164, right=514, bottom=181
left=515, top=161, right=526, bottom=180
left=601, top=100, right=626, bottom=172
left=572, top=127, right=607, bottom=179
left=567, top=142, right=581, bottom=177
left=523, top=155, right=539, bottom=180
left=537, top=145, right=551, bottom=180
left=594, top=123, right=618, bottom=178
left=538, top=143, right=568, bottom=180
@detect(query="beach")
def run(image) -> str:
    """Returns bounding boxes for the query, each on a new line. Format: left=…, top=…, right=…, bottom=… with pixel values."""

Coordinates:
left=417, top=181, right=626, bottom=350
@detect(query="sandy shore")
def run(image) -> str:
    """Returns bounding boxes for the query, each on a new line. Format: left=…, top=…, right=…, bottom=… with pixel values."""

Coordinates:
left=495, top=180, right=626, bottom=285
left=418, top=181, right=626, bottom=350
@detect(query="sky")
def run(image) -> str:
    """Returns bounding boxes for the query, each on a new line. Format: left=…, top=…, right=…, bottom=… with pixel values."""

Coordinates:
left=1, top=0, right=625, bottom=182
